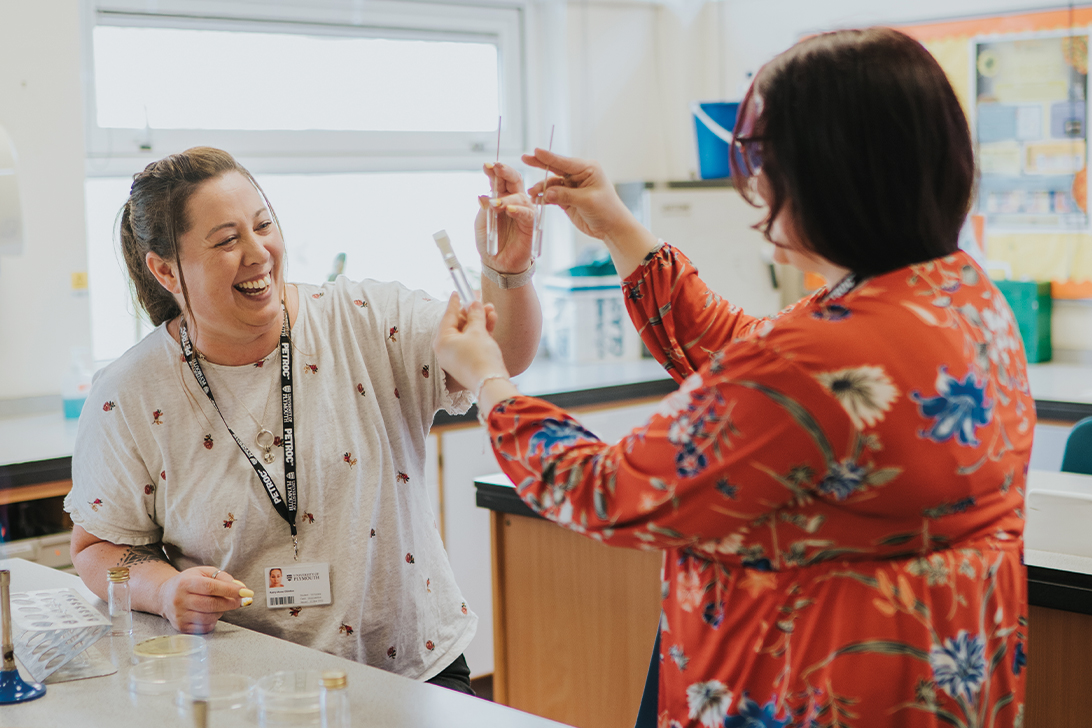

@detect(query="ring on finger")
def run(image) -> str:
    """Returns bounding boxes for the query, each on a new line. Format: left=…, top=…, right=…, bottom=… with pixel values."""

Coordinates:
left=209, top=569, right=222, bottom=580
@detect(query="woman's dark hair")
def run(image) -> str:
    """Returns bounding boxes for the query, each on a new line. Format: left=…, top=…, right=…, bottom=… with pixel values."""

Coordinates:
left=119, top=147, right=279, bottom=326
left=731, top=27, right=974, bottom=277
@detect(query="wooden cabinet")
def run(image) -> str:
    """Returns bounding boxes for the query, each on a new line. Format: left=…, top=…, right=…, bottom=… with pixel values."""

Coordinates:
left=491, top=512, right=661, bottom=728
left=1026, top=605, right=1092, bottom=727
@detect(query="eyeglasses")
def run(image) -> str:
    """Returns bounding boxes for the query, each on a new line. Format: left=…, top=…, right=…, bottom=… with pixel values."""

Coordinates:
left=732, top=134, right=763, bottom=177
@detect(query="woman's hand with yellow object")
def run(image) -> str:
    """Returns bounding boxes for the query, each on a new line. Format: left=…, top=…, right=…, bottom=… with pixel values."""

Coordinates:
left=476, top=162, right=535, bottom=274
left=156, top=566, right=249, bottom=634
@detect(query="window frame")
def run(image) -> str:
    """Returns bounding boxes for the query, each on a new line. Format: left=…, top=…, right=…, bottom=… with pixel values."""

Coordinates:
left=82, top=0, right=527, bottom=177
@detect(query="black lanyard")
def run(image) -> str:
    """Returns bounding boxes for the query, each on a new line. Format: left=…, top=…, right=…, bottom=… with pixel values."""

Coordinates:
left=179, top=309, right=300, bottom=561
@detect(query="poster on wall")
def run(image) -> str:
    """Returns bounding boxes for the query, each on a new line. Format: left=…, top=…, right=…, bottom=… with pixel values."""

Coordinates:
left=975, top=33, right=1088, bottom=229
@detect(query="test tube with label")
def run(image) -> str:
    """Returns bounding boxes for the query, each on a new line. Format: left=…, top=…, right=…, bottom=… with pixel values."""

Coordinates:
left=433, top=230, right=475, bottom=306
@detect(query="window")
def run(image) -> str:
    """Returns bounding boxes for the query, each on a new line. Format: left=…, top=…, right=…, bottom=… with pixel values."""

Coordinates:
left=84, top=0, right=527, bottom=362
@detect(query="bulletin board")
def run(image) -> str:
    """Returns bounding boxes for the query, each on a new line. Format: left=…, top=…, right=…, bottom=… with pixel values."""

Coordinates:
left=898, top=8, right=1092, bottom=295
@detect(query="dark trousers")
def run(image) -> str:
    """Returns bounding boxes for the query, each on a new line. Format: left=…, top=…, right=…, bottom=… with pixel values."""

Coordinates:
left=634, top=628, right=660, bottom=728
left=426, top=653, right=475, bottom=695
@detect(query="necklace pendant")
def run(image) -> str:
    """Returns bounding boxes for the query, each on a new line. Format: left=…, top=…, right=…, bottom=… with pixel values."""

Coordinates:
left=263, top=450, right=277, bottom=464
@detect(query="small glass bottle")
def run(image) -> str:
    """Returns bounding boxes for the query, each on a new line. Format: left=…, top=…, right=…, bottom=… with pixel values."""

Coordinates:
left=319, top=670, right=350, bottom=728
left=107, top=566, right=132, bottom=636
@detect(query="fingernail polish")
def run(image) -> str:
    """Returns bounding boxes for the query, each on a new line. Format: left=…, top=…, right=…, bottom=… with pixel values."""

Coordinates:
left=489, top=198, right=502, bottom=207
left=239, top=588, right=255, bottom=598
left=233, top=579, right=246, bottom=587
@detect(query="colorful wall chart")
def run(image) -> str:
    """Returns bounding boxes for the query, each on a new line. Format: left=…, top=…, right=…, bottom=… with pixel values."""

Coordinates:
left=976, top=35, right=1087, bottom=228
left=899, top=8, right=1092, bottom=295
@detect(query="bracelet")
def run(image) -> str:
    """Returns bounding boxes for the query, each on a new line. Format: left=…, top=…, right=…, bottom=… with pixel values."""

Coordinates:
left=480, top=259, right=536, bottom=289
left=474, top=373, right=511, bottom=425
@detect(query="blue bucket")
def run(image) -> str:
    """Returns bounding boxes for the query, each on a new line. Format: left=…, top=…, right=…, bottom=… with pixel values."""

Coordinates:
left=691, top=101, right=738, bottom=180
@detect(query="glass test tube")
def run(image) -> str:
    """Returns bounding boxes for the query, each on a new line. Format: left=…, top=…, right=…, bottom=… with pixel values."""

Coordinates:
left=107, top=566, right=132, bottom=636
left=486, top=116, right=502, bottom=256
left=433, top=230, right=475, bottom=306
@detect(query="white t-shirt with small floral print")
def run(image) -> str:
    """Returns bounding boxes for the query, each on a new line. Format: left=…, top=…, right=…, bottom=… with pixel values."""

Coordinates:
left=65, top=277, right=477, bottom=680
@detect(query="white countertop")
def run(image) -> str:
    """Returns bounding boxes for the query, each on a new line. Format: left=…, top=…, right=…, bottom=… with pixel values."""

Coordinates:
left=1024, top=469, right=1092, bottom=575
left=0, top=558, right=568, bottom=728
left=1026, top=362, right=1092, bottom=406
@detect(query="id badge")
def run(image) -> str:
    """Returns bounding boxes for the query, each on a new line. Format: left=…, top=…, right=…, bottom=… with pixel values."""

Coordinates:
left=265, top=562, right=332, bottom=609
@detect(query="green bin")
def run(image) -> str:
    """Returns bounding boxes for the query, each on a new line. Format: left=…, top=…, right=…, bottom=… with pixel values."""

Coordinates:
left=993, top=280, right=1052, bottom=363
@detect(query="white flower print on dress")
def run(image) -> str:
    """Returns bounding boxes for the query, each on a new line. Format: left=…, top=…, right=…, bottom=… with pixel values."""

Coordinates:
left=676, top=569, right=704, bottom=613
left=686, top=680, right=733, bottom=728
left=814, top=365, right=899, bottom=430
left=657, top=373, right=703, bottom=419
left=980, top=297, right=1019, bottom=367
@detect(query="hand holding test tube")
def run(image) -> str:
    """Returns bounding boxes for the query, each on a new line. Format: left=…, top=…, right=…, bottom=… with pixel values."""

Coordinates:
left=434, top=230, right=476, bottom=307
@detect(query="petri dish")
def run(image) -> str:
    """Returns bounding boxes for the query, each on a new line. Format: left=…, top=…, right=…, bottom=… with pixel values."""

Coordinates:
left=129, top=635, right=208, bottom=697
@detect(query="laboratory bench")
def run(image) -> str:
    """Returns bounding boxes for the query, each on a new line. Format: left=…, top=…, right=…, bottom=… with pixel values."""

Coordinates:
left=0, top=557, right=570, bottom=728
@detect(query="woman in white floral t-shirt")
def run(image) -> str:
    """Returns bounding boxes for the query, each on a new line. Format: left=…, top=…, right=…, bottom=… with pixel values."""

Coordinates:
left=65, top=147, right=540, bottom=691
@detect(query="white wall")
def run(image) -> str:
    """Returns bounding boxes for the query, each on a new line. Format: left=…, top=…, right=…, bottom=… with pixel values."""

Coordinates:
left=0, top=0, right=90, bottom=401
left=564, top=0, right=1072, bottom=182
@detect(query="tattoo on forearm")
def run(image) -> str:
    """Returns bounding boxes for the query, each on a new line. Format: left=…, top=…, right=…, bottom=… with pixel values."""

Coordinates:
left=116, top=543, right=169, bottom=568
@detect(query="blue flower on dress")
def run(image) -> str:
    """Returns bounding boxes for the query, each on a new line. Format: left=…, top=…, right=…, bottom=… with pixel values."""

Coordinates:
left=723, top=692, right=790, bottom=728
left=1013, top=641, right=1027, bottom=676
left=702, top=599, right=725, bottom=629
left=715, top=479, right=739, bottom=500
left=817, top=459, right=868, bottom=501
left=929, top=631, right=987, bottom=703
left=675, top=444, right=708, bottom=478
left=910, top=367, right=992, bottom=446
left=528, top=419, right=600, bottom=459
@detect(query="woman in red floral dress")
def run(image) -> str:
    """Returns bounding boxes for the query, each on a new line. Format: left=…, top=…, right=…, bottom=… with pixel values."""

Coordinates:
left=436, top=28, right=1032, bottom=727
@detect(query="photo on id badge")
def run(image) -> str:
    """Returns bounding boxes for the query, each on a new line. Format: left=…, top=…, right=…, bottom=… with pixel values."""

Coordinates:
left=264, top=563, right=333, bottom=608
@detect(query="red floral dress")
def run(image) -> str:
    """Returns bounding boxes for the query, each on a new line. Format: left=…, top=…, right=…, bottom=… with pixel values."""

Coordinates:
left=486, top=245, right=1032, bottom=727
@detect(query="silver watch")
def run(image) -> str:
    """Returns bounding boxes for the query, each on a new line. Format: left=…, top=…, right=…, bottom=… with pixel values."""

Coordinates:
left=480, top=259, right=536, bottom=289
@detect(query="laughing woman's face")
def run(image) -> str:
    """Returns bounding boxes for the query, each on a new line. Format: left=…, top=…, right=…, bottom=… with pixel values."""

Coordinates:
left=171, top=171, right=286, bottom=346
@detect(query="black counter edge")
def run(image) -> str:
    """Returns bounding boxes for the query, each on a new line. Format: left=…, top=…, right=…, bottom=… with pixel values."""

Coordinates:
left=0, top=457, right=72, bottom=491
left=475, top=481, right=540, bottom=520
left=476, top=480, right=1092, bottom=616
left=433, top=378, right=679, bottom=427
left=1036, top=400, right=1092, bottom=423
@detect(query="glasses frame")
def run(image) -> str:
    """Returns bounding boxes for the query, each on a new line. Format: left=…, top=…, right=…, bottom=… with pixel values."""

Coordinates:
left=732, top=134, right=764, bottom=178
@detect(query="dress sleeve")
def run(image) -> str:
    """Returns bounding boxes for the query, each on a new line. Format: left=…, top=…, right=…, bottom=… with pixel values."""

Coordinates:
left=622, top=244, right=761, bottom=384
left=64, top=383, right=164, bottom=546
left=486, top=341, right=852, bottom=554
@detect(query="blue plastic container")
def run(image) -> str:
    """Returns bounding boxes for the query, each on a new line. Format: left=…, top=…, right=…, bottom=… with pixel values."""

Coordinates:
left=690, top=101, right=739, bottom=180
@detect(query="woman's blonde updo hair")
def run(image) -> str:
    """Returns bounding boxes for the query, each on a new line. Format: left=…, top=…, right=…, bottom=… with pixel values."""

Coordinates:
left=120, top=147, right=278, bottom=326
